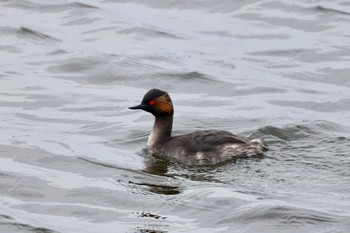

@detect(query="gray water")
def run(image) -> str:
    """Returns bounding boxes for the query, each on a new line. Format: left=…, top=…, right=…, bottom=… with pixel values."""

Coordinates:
left=1, top=0, right=350, bottom=232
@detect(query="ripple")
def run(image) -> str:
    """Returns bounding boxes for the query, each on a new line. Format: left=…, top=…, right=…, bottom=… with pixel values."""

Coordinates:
left=0, top=221, right=58, bottom=233
left=250, top=48, right=314, bottom=58
left=315, top=5, right=350, bottom=16
left=15, top=113, right=99, bottom=126
left=237, top=8, right=331, bottom=32
left=159, top=71, right=217, bottom=82
left=80, top=156, right=181, bottom=195
left=17, top=27, right=61, bottom=43
left=118, top=26, right=184, bottom=39
left=115, top=130, right=149, bottom=145
left=270, top=99, right=350, bottom=113
left=218, top=201, right=343, bottom=228
left=46, top=55, right=235, bottom=95
left=48, top=56, right=105, bottom=74
left=4, top=0, right=100, bottom=12
left=258, top=125, right=314, bottom=141
left=259, top=121, right=350, bottom=143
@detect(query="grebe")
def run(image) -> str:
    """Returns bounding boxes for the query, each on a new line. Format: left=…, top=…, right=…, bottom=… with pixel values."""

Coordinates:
left=129, top=89, right=268, bottom=166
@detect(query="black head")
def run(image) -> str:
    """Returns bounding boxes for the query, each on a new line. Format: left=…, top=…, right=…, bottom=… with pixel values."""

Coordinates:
left=129, top=89, right=174, bottom=117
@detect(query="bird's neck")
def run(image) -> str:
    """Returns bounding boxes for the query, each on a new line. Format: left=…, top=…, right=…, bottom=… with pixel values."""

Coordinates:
left=148, top=115, right=173, bottom=147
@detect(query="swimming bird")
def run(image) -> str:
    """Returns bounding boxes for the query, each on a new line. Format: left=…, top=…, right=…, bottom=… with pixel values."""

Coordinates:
left=129, top=89, right=268, bottom=166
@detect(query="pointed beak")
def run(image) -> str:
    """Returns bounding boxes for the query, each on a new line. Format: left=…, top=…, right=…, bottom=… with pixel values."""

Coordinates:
left=128, top=104, right=145, bottom=110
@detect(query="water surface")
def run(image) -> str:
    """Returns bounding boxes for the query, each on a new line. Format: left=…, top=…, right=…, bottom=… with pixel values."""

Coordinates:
left=1, top=0, right=350, bottom=232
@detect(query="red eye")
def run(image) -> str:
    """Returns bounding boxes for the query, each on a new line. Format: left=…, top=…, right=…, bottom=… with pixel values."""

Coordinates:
left=149, top=100, right=155, bottom=105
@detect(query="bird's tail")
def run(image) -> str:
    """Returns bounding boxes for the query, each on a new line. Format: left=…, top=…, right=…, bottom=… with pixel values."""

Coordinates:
left=250, top=138, right=269, bottom=154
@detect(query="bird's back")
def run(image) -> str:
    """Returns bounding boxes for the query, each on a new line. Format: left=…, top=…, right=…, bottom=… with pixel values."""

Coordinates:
left=153, top=130, right=267, bottom=166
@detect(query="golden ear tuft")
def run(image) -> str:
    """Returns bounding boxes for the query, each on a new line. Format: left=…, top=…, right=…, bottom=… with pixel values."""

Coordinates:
left=155, top=94, right=173, bottom=114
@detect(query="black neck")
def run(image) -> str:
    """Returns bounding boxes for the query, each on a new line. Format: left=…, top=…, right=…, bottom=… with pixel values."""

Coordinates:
left=152, top=115, right=173, bottom=142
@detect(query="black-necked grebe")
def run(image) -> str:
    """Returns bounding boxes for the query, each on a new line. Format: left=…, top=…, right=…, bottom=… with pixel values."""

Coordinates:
left=129, top=89, right=268, bottom=166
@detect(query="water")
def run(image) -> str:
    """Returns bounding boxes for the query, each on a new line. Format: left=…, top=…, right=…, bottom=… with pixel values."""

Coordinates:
left=1, top=0, right=350, bottom=232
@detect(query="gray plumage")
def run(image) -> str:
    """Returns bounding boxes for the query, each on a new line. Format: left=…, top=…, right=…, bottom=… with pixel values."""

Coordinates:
left=129, top=89, right=268, bottom=166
